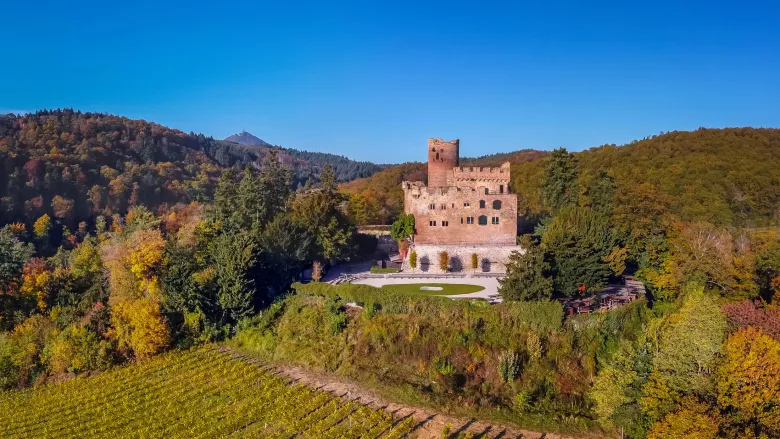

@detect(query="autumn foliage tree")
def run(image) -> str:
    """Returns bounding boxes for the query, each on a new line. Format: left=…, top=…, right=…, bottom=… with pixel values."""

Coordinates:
left=716, top=326, right=780, bottom=437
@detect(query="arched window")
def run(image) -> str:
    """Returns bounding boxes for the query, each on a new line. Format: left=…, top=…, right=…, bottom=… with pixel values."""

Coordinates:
left=492, top=200, right=502, bottom=209
left=479, top=200, right=486, bottom=208
left=478, top=215, right=488, bottom=225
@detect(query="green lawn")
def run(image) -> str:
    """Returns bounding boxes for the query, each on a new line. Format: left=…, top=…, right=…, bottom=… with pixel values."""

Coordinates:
left=383, top=283, right=485, bottom=296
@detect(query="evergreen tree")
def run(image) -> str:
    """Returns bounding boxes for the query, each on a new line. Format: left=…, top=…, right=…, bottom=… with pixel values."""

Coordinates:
left=320, top=164, right=337, bottom=193
left=541, top=148, right=580, bottom=214
left=541, top=206, right=615, bottom=295
left=499, top=236, right=553, bottom=301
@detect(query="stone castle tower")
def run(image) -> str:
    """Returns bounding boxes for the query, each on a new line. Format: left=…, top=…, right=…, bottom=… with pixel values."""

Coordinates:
left=427, top=138, right=459, bottom=188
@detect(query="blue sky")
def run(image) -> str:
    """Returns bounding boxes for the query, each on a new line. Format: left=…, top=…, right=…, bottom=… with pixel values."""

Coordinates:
left=2, top=1, right=779, bottom=163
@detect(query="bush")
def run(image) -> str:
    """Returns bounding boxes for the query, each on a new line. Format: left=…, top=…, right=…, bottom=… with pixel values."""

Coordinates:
left=498, top=350, right=522, bottom=383
left=439, top=251, right=449, bottom=271
left=369, top=267, right=400, bottom=274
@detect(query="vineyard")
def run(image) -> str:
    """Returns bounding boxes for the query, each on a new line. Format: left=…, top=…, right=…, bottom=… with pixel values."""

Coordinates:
left=0, top=346, right=417, bottom=439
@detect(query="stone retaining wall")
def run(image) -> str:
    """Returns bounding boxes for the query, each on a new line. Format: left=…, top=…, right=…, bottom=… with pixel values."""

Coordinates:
left=403, top=244, right=524, bottom=274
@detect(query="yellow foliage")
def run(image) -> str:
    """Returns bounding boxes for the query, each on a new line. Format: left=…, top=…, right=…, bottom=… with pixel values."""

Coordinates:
left=109, top=298, right=170, bottom=360
left=33, top=214, right=51, bottom=239
left=127, top=229, right=165, bottom=297
left=7, top=223, right=26, bottom=238
left=101, top=241, right=140, bottom=304
left=20, top=259, right=51, bottom=313
left=717, top=327, right=780, bottom=434
left=646, top=398, right=719, bottom=439
left=102, top=229, right=166, bottom=301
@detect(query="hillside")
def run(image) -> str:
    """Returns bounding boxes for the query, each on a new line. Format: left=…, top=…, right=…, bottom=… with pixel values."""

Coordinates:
left=0, top=346, right=417, bottom=438
left=0, top=109, right=255, bottom=228
left=223, top=131, right=385, bottom=184
left=342, top=128, right=780, bottom=227
left=0, top=110, right=384, bottom=229
left=511, top=128, right=780, bottom=227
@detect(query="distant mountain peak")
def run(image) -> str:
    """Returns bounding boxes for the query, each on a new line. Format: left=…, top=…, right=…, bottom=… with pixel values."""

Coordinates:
left=224, top=131, right=270, bottom=147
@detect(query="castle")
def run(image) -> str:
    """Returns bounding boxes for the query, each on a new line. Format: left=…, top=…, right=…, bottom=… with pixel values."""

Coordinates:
left=402, top=139, right=522, bottom=273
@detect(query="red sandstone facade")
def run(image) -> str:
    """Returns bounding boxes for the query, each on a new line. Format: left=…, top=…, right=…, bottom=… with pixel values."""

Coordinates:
left=403, top=139, right=518, bottom=245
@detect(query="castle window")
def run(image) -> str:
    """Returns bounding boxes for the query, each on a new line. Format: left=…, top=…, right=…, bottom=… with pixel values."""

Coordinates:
left=485, top=188, right=489, bottom=195
left=467, top=217, right=474, bottom=224
left=429, top=203, right=435, bottom=210
left=429, top=220, right=437, bottom=226
left=492, top=217, right=499, bottom=225
left=436, top=152, right=439, bottom=160
left=478, top=215, right=488, bottom=225
left=479, top=200, right=486, bottom=208
left=500, top=184, right=504, bottom=194
left=442, top=221, right=449, bottom=227
left=441, top=204, right=446, bottom=210
left=461, top=217, right=464, bottom=224
left=451, top=203, right=455, bottom=208
left=492, top=200, right=502, bottom=209
left=463, top=202, right=470, bottom=207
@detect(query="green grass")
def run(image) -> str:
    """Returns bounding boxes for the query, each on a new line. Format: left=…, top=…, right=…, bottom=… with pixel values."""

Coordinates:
left=369, top=267, right=401, bottom=273
left=382, top=283, right=484, bottom=296
left=0, top=346, right=416, bottom=439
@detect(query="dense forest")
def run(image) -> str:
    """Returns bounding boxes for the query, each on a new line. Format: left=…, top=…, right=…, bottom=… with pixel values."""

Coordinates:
left=0, top=110, right=384, bottom=232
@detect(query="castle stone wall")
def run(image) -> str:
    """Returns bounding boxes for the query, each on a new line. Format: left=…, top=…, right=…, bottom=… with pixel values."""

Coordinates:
left=403, top=182, right=518, bottom=245
left=403, top=244, right=524, bottom=274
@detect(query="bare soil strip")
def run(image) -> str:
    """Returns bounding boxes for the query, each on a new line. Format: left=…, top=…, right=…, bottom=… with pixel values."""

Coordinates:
left=220, top=346, right=589, bottom=439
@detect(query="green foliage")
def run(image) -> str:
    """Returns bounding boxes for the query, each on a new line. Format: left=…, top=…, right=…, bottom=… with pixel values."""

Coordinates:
left=290, top=189, right=354, bottom=261
left=0, top=226, right=35, bottom=329
left=498, top=350, right=521, bottom=383
left=540, top=207, right=615, bottom=295
left=319, top=164, right=337, bottom=192
left=541, top=147, right=580, bottom=213
left=409, top=250, right=418, bottom=271
left=211, top=232, right=257, bottom=324
left=500, top=236, right=553, bottom=301
left=389, top=213, right=415, bottom=241
left=651, top=286, right=727, bottom=394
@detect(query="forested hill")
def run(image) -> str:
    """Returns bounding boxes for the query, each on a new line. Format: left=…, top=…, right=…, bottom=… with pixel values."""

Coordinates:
left=0, top=110, right=384, bottom=228
left=0, top=109, right=252, bottom=227
left=341, top=127, right=780, bottom=226
left=512, top=127, right=780, bottom=227
left=223, top=131, right=385, bottom=183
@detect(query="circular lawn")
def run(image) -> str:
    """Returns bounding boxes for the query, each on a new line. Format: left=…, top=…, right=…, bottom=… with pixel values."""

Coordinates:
left=383, top=283, right=485, bottom=296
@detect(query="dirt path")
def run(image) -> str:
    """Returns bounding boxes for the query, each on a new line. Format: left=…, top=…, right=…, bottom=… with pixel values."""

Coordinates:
left=220, top=347, right=593, bottom=439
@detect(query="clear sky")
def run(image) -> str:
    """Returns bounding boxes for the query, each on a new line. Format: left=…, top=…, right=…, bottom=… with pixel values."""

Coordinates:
left=2, top=1, right=779, bottom=163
